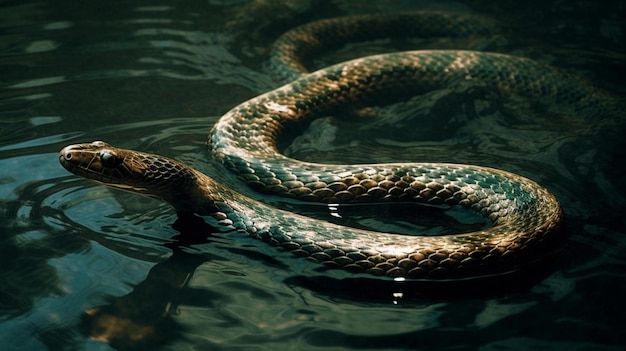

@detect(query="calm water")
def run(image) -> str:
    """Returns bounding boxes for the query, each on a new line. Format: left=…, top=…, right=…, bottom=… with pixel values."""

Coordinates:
left=1, top=0, right=625, bottom=350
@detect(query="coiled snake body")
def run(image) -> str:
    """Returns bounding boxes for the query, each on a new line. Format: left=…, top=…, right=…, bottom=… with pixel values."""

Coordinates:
left=60, top=13, right=620, bottom=280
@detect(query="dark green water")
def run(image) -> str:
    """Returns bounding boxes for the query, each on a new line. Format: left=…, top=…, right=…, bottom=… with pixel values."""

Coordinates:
left=1, top=0, right=625, bottom=350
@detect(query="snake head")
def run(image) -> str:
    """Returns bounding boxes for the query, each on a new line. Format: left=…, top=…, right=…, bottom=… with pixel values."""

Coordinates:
left=59, top=141, right=148, bottom=189
left=59, top=141, right=204, bottom=208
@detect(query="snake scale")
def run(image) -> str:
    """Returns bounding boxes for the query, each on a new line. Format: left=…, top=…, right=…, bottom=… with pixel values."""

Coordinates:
left=59, top=12, right=620, bottom=280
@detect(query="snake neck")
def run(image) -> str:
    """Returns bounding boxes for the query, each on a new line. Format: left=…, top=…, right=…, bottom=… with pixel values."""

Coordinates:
left=146, top=164, right=223, bottom=216
left=58, top=141, right=224, bottom=217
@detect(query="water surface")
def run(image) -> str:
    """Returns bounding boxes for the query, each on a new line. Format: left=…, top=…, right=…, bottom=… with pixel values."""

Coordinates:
left=1, top=0, right=625, bottom=350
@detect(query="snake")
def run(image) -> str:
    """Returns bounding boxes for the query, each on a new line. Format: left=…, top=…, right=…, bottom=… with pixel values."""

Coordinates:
left=58, top=12, right=621, bottom=280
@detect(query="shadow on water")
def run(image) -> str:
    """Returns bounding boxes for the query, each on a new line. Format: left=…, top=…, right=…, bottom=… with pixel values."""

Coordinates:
left=75, top=216, right=252, bottom=350
left=77, top=239, right=207, bottom=349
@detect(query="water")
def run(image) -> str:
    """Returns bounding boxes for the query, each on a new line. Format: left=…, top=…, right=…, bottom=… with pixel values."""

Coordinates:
left=1, top=0, right=625, bottom=350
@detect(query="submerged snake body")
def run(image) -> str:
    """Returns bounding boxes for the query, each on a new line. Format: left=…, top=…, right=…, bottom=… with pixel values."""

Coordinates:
left=59, top=13, right=621, bottom=279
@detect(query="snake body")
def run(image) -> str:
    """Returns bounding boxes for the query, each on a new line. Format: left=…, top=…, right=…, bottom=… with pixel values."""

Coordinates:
left=59, top=13, right=621, bottom=280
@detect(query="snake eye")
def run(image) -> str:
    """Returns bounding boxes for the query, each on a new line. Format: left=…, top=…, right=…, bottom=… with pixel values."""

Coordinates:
left=99, top=150, right=119, bottom=167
